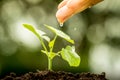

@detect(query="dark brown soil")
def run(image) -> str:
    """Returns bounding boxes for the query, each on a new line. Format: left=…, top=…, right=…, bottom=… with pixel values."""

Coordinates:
left=1, top=70, right=107, bottom=80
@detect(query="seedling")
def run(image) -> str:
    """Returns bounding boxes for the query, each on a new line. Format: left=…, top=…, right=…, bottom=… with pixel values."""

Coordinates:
left=23, top=24, right=80, bottom=71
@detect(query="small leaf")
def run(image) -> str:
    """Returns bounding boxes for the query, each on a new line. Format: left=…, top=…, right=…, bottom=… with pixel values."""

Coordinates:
left=49, top=39, right=55, bottom=49
left=23, top=24, right=50, bottom=42
left=49, top=35, right=57, bottom=51
left=60, top=46, right=80, bottom=67
left=44, top=24, right=74, bottom=44
left=23, top=24, right=38, bottom=36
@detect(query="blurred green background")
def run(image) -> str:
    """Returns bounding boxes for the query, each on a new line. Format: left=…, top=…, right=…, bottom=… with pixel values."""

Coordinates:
left=0, top=0, right=120, bottom=79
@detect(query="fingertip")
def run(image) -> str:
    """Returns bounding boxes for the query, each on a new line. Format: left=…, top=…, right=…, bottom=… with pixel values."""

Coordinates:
left=56, top=8, right=65, bottom=23
left=56, top=6, right=74, bottom=23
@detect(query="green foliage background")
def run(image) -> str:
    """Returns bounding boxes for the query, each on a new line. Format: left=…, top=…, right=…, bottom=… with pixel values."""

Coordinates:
left=0, top=0, right=120, bottom=79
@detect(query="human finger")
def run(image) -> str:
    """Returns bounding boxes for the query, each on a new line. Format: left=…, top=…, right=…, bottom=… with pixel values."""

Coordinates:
left=67, top=0, right=103, bottom=14
left=56, top=5, right=74, bottom=24
left=56, top=0, right=90, bottom=24
left=56, top=0, right=103, bottom=24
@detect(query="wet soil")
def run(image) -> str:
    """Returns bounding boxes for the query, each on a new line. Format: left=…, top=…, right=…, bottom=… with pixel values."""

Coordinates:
left=1, top=70, right=107, bottom=80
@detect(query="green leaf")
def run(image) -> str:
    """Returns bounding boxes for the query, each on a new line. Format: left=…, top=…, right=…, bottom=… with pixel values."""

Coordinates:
left=23, top=24, right=50, bottom=42
left=23, top=24, right=38, bottom=36
left=60, top=46, right=80, bottom=67
left=49, top=39, right=55, bottom=49
left=48, top=35, right=57, bottom=52
left=44, top=24, right=74, bottom=44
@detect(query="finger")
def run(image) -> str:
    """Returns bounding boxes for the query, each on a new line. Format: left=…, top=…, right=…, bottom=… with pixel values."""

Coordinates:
left=67, top=0, right=103, bottom=14
left=56, top=0, right=85, bottom=23
left=56, top=5, right=74, bottom=24
left=67, top=0, right=90, bottom=14
left=56, top=0, right=103, bottom=23
left=58, top=0, right=69, bottom=9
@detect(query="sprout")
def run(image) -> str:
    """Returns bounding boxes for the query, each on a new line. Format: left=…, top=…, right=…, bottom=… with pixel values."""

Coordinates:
left=23, top=24, right=80, bottom=70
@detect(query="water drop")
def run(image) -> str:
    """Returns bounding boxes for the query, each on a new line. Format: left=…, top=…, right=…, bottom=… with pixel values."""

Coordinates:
left=60, top=23, right=63, bottom=27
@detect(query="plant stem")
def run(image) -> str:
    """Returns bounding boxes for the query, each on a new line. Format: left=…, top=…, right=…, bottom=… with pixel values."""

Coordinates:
left=48, top=57, right=52, bottom=70
left=48, top=35, right=57, bottom=70
left=38, top=36, right=53, bottom=70
left=50, top=35, right=57, bottom=52
left=38, top=37, right=48, bottom=53
left=39, top=37, right=53, bottom=71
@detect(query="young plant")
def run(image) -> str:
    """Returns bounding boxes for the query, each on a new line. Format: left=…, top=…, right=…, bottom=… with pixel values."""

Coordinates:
left=23, top=24, right=80, bottom=71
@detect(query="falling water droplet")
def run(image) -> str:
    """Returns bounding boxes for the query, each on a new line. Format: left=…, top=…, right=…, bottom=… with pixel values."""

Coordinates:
left=60, top=23, right=63, bottom=27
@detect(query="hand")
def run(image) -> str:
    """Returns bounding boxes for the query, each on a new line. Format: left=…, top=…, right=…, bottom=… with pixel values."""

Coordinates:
left=56, top=0, right=103, bottom=24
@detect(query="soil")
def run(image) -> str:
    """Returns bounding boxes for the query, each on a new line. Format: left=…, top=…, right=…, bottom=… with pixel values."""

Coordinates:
left=1, top=70, right=107, bottom=80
